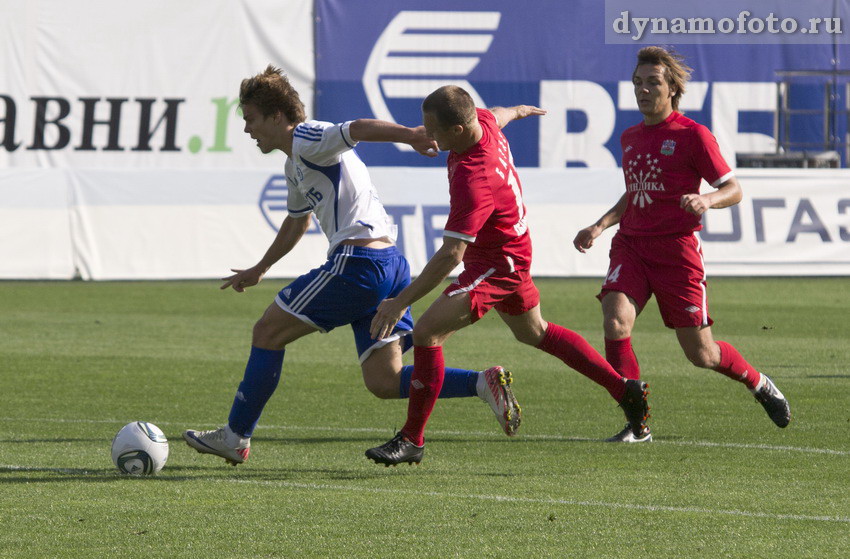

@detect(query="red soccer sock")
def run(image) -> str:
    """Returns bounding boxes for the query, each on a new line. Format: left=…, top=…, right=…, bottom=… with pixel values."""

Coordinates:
left=401, top=346, right=445, bottom=446
left=605, top=337, right=641, bottom=380
left=537, top=322, right=625, bottom=402
left=714, top=340, right=761, bottom=389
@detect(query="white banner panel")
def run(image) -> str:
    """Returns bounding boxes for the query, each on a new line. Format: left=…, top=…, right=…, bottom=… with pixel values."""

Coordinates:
left=9, top=166, right=838, bottom=280
left=0, top=169, right=74, bottom=278
left=66, top=169, right=327, bottom=280
left=701, top=169, right=850, bottom=276
left=0, top=0, right=314, bottom=170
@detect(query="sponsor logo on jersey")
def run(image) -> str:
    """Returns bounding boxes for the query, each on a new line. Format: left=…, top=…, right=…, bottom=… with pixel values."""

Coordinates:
left=685, top=305, right=700, bottom=313
left=363, top=10, right=501, bottom=151
left=626, top=153, right=665, bottom=208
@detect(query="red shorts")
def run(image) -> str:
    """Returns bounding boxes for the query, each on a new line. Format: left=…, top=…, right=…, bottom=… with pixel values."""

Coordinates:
left=443, top=264, right=540, bottom=323
left=598, top=232, right=713, bottom=329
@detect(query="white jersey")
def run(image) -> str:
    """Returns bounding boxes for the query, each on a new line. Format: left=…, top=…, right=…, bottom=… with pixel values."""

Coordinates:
left=284, top=120, right=397, bottom=255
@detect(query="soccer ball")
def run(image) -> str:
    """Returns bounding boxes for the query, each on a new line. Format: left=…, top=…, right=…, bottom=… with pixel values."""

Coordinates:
left=111, top=421, right=169, bottom=475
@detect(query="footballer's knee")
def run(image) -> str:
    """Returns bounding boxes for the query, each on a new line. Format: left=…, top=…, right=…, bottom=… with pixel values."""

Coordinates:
left=411, top=326, right=448, bottom=347
left=601, top=293, right=637, bottom=339
left=603, top=314, right=633, bottom=339
left=362, top=369, right=400, bottom=399
left=252, top=316, right=286, bottom=350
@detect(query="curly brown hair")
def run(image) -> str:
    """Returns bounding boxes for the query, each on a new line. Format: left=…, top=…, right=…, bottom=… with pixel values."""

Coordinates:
left=239, top=65, right=306, bottom=123
left=633, top=46, right=693, bottom=112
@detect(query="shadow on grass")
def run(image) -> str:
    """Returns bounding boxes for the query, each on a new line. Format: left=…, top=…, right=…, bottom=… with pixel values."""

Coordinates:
left=0, top=466, right=125, bottom=484
left=0, top=438, right=105, bottom=444
left=0, top=433, right=635, bottom=485
left=256, top=436, right=385, bottom=445
left=0, top=463, right=389, bottom=484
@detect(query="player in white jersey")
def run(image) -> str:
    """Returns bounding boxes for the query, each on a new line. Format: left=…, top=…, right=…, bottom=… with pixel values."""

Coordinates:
left=285, top=119, right=396, bottom=255
left=183, top=65, right=522, bottom=466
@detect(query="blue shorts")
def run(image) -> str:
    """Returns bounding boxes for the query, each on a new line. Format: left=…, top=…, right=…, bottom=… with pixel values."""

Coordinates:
left=275, top=244, right=414, bottom=363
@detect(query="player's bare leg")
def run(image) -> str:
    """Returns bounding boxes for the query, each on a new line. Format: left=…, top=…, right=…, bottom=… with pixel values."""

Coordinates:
left=676, top=326, right=790, bottom=427
left=675, top=325, right=721, bottom=369
left=499, top=305, right=649, bottom=442
left=361, top=340, right=406, bottom=399
left=184, top=304, right=317, bottom=466
left=601, top=291, right=639, bottom=341
left=366, top=294, right=471, bottom=466
left=600, top=292, right=650, bottom=442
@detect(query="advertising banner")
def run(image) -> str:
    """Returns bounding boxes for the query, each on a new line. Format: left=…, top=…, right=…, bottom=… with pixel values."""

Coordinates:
left=0, top=0, right=314, bottom=278
left=0, top=0, right=314, bottom=170
left=22, top=167, right=846, bottom=280
left=2, top=1, right=849, bottom=280
left=315, top=0, right=849, bottom=169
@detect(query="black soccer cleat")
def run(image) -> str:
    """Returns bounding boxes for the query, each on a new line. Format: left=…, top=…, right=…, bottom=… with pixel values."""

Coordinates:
left=619, top=379, right=650, bottom=439
left=752, top=375, right=791, bottom=428
left=365, top=432, right=424, bottom=467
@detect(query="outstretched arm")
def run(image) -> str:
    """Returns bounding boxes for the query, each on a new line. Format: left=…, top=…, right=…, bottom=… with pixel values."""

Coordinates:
left=573, top=193, right=628, bottom=253
left=348, top=119, right=438, bottom=157
left=489, top=105, right=547, bottom=129
left=369, top=236, right=468, bottom=340
left=221, top=214, right=312, bottom=292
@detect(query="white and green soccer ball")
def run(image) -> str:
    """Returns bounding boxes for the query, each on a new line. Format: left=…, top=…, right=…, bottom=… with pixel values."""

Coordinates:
left=111, top=421, right=169, bottom=475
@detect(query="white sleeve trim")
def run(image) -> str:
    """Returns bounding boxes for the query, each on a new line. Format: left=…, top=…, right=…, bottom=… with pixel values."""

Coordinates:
left=339, top=121, right=358, bottom=149
left=444, top=230, right=476, bottom=242
left=711, top=171, right=735, bottom=188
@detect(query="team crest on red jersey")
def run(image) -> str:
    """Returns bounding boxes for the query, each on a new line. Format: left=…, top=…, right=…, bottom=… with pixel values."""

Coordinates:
left=661, top=139, right=676, bottom=155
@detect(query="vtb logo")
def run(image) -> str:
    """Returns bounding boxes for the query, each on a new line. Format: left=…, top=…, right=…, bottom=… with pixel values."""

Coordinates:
left=258, top=175, right=322, bottom=234
left=363, top=10, right=501, bottom=151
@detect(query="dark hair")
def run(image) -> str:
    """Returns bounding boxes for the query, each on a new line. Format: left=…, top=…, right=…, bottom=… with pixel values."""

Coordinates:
left=421, top=85, right=477, bottom=127
left=633, top=46, right=692, bottom=111
left=239, top=64, right=306, bottom=123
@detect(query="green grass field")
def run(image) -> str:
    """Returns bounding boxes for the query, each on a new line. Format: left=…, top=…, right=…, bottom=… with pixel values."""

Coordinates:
left=1, top=278, right=848, bottom=558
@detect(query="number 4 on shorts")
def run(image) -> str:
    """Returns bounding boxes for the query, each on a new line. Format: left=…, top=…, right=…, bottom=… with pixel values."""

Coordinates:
left=605, top=264, right=622, bottom=284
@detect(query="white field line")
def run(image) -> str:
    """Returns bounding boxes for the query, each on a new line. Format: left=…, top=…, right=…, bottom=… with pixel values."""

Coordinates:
left=2, top=416, right=849, bottom=456
left=220, top=479, right=850, bottom=524
left=4, top=464, right=845, bottom=525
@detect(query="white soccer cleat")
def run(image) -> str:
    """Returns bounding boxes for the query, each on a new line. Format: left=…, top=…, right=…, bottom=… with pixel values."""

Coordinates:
left=477, top=366, right=522, bottom=437
left=605, top=423, right=653, bottom=443
left=183, top=426, right=251, bottom=466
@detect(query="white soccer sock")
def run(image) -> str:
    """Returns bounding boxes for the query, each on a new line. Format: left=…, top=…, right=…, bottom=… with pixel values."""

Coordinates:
left=224, top=425, right=249, bottom=446
left=474, top=371, right=486, bottom=400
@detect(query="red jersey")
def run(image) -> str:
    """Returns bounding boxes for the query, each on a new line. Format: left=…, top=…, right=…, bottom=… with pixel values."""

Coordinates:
left=618, top=111, right=733, bottom=236
left=444, top=108, right=532, bottom=273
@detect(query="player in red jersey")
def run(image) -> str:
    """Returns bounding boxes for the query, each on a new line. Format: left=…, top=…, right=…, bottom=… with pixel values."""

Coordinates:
left=573, top=46, right=791, bottom=442
left=364, top=85, right=650, bottom=466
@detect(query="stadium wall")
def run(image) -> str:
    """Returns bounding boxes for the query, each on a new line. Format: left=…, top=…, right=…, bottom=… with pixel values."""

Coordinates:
left=2, top=167, right=849, bottom=279
left=1, top=1, right=848, bottom=279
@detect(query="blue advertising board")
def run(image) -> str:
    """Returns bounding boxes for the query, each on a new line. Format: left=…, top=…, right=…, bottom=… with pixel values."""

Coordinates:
left=315, top=0, right=849, bottom=167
